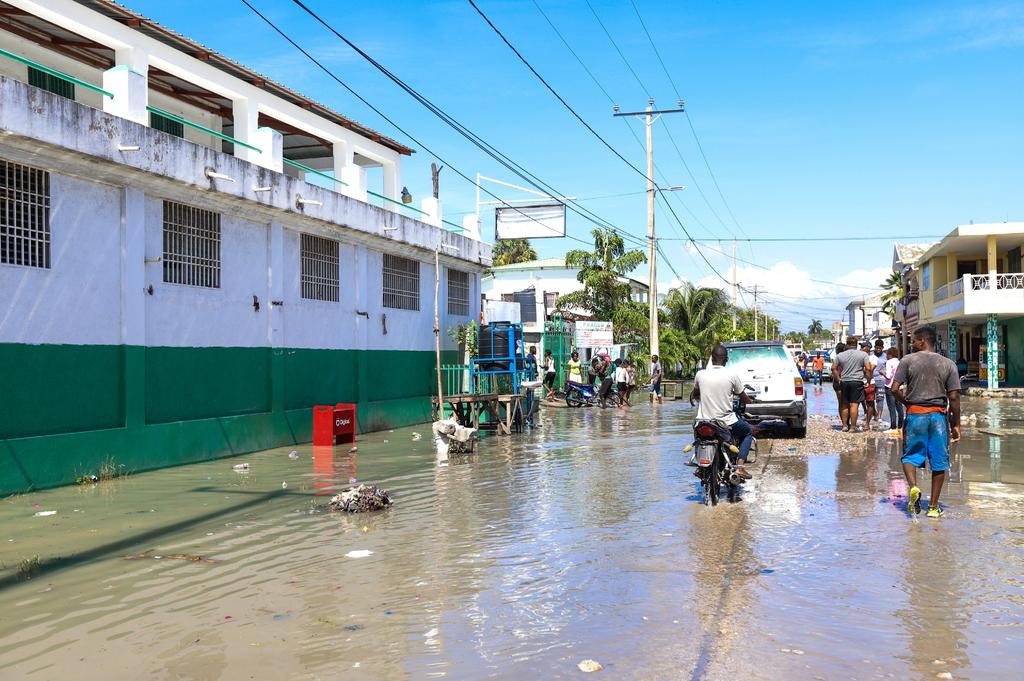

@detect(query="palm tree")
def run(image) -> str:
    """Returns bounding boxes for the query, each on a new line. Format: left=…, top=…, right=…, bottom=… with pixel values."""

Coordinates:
left=807, top=319, right=824, bottom=337
left=662, top=283, right=731, bottom=372
left=880, top=270, right=903, bottom=317
left=491, top=239, right=537, bottom=267
left=557, top=228, right=646, bottom=322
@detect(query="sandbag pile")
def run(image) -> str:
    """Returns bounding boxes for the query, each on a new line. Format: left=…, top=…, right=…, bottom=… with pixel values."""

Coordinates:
left=327, top=484, right=393, bottom=513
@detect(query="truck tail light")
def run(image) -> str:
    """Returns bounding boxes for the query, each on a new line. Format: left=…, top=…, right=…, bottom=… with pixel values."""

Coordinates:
left=794, top=376, right=804, bottom=396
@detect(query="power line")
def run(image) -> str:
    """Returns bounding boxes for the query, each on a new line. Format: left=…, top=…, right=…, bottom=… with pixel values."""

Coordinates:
left=242, top=0, right=608, bottom=250
left=466, top=0, right=732, bottom=286
left=284, top=0, right=676, bottom=257
left=667, top=235, right=944, bottom=243
left=695, top=241, right=885, bottom=291
left=585, top=0, right=651, bottom=96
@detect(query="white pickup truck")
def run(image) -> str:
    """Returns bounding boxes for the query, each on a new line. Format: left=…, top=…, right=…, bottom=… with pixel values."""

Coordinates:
left=724, top=341, right=808, bottom=437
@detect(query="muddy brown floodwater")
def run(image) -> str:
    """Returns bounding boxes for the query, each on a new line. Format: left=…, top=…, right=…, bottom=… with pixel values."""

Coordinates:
left=1, top=389, right=1022, bottom=680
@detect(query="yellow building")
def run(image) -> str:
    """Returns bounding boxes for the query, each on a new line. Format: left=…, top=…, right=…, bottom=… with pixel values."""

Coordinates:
left=895, top=223, right=1024, bottom=388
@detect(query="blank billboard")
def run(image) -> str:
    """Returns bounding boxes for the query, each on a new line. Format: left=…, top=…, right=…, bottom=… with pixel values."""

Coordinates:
left=495, top=203, right=566, bottom=240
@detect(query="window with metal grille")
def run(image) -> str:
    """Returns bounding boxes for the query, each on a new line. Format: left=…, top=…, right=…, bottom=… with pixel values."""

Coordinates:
left=28, top=66, right=75, bottom=100
left=382, top=253, right=420, bottom=310
left=301, top=233, right=339, bottom=302
left=162, top=201, right=220, bottom=288
left=544, top=291, right=558, bottom=310
left=150, top=111, right=184, bottom=138
left=448, top=268, right=469, bottom=316
left=0, top=159, right=50, bottom=269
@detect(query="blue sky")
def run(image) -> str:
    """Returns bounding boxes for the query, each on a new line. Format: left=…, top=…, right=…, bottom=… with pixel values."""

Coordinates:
left=128, top=0, right=1024, bottom=329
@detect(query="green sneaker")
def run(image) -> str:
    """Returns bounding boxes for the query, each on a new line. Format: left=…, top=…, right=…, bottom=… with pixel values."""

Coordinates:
left=926, top=506, right=944, bottom=519
left=908, top=486, right=922, bottom=515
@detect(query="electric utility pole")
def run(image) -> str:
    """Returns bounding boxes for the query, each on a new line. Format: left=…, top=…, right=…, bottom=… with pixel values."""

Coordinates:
left=731, top=239, right=737, bottom=333
left=753, top=285, right=759, bottom=342
left=613, top=99, right=685, bottom=359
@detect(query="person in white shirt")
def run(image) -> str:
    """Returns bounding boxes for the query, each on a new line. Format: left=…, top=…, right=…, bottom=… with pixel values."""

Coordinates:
left=614, top=359, right=629, bottom=409
left=881, top=347, right=905, bottom=432
left=689, top=344, right=756, bottom=479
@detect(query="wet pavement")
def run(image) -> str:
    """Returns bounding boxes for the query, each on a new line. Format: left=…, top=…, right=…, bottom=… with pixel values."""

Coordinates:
left=1, top=390, right=1022, bottom=680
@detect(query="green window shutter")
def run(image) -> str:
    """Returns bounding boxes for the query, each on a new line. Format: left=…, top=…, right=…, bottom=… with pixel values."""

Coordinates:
left=27, top=66, right=75, bottom=100
left=150, top=111, right=185, bottom=138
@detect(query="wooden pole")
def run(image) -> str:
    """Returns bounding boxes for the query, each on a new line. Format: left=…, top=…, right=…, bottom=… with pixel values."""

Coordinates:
left=434, top=248, right=444, bottom=419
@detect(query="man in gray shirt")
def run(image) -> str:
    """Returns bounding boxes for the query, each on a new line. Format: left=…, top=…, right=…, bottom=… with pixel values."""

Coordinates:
left=891, top=326, right=961, bottom=518
left=832, top=338, right=873, bottom=432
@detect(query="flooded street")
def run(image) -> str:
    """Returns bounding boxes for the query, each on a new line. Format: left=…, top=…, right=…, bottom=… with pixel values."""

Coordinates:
left=1, top=390, right=1022, bottom=680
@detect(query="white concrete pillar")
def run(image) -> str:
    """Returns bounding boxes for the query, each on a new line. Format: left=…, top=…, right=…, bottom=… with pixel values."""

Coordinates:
left=462, top=214, right=482, bottom=241
left=333, top=143, right=367, bottom=202
left=231, top=98, right=281, bottom=171
left=121, top=186, right=146, bottom=346
left=103, top=48, right=148, bottom=125
left=268, top=221, right=284, bottom=348
left=987, top=235, right=999, bottom=290
left=382, top=160, right=401, bottom=213
left=421, top=197, right=442, bottom=227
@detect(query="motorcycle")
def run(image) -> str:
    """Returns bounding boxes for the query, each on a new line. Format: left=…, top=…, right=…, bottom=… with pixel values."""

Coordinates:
left=564, top=381, right=620, bottom=408
left=684, top=385, right=758, bottom=506
left=565, top=381, right=597, bottom=407
left=684, top=420, right=744, bottom=506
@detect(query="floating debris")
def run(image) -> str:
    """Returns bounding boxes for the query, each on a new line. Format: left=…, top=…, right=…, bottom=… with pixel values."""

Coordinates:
left=327, top=485, right=392, bottom=513
left=33, top=510, right=57, bottom=517
left=349, top=446, right=358, bottom=453
left=281, top=481, right=288, bottom=489
left=432, top=418, right=478, bottom=455
left=412, top=432, right=422, bottom=441
left=232, top=463, right=250, bottom=471
left=345, top=550, right=373, bottom=559
left=288, top=450, right=298, bottom=459
left=124, top=550, right=216, bottom=563
left=577, top=659, right=603, bottom=672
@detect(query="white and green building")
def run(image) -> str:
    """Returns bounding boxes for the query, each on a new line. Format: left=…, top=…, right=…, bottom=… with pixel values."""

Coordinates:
left=0, top=0, right=489, bottom=493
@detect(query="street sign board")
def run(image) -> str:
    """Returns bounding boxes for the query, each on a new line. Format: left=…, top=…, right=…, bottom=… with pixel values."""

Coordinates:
left=575, top=320, right=613, bottom=348
left=495, top=203, right=566, bottom=240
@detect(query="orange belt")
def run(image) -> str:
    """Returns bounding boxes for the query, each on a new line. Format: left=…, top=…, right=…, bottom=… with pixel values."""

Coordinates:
left=907, top=405, right=947, bottom=415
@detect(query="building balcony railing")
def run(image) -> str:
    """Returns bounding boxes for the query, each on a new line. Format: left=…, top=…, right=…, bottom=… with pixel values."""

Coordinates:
left=960, top=273, right=1024, bottom=317
left=934, top=282, right=949, bottom=303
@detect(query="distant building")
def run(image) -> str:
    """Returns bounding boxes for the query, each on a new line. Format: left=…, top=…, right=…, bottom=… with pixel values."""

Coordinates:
left=893, top=224, right=1024, bottom=388
left=845, top=292, right=891, bottom=343
left=481, top=258, right=648, bottom=345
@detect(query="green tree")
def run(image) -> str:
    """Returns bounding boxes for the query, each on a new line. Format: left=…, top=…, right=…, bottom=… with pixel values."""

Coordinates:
left=491, top=239, right=537, bottom=267
left=662, top=283, right=732, bottom=373
left=557, top=228, right=647, bottom=328
left=880, top=270, right=902, bottom=318
left=807, top=319, right=824, bottom=336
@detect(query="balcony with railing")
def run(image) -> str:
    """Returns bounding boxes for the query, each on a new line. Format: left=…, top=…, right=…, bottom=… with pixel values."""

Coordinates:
left=963, top=273, right=1024, bottom=316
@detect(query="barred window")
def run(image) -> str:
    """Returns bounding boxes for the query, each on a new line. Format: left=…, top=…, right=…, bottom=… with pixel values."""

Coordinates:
left=162, top=201, right=220, bottom=288
left=383, top=253, right=420, bottom=310
left=448, top=268, right=469, bottom=316
left=28, top=66, right=74, bottom=100
left=150, top=111, right=184, bottom=138
left=1, top=159, right=50, bottom=268
left=301, top=233, right=339, bottom=302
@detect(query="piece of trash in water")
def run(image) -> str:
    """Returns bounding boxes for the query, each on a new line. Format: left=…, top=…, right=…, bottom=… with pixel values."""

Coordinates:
left=412, top=432, right=422, bottom=441
left=124, top=551, right=216, bottom=563
left=345, top=550, right=373, bottom=559
left=787, top=447, right=797, bottom=452
left=760, top=568, right=775, bottom=574
left=383, top=439, right=389, bottom=444
left=327, top=484, right=393, bottom=513
left=349, top=446, right=358, bottom=453
left=224, top=615, right=233, bottom=621
left=33, top=503, right=40, bottom=508
left=780, top=648, right=804, bottom=655
left=577, top=660, right=603, bottom=672
left=344, top=623, right=364, bottom=631
left=384, top=611, right=392, bottom=616
left=362, top=526, right=369, bottom=533
left=936, top=674, right=952, bottom=680
left=232, top=463, right=250, bottom=471
left=288, top=450, right=298, bottom=459
left=34, top=510, right=57, bottom=517
left=281, top=481, right=288, bottom=489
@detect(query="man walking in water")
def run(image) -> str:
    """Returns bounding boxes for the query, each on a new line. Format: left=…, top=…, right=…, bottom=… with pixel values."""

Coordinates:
left=650, top=354, right=664, bottom=404
left=891, top=326, right=961, bottom=518
left=833, top=338, right=873, bottom=432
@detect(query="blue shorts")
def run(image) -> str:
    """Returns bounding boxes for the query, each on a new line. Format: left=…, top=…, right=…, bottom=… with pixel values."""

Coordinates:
left=902, top=412, right=950, bottom=472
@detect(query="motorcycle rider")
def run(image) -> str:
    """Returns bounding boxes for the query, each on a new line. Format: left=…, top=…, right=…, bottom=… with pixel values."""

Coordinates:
left=689, top=344, right=756, bottom=480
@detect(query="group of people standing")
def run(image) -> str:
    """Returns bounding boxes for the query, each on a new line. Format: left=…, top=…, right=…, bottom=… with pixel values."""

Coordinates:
left=527, top=346, right=665, bottom=409
left=831, top=338, right=905, bottom=433
left=832, top=327, right=962, bottom=518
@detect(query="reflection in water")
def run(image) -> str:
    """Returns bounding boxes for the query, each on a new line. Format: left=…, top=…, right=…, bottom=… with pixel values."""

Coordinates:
left=0, top=392, right=1020, bottom=679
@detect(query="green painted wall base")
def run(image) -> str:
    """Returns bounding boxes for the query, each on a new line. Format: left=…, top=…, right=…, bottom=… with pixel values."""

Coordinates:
left=0, top=343, right=456, bottom=494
